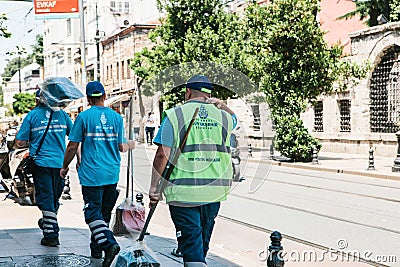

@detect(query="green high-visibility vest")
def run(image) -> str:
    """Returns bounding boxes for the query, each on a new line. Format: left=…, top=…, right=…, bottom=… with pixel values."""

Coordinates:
left=163, top=101, right=233, bottom=203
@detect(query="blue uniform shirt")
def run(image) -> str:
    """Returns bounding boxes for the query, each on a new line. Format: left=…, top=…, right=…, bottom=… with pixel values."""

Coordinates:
left=16, top=106, right=73, bottom=168
left=69, top=106, right=125, bottom=186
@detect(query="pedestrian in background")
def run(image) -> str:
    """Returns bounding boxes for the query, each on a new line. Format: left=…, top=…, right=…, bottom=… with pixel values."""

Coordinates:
left=60, top=81, right=135, bottom=267
left=143, top=111, right=156, bottom=145
left=16, top=89, right=73, bottom=247
left=149, top=75, right=237, bottom=267
left=133, top=111, right=141, bottom=141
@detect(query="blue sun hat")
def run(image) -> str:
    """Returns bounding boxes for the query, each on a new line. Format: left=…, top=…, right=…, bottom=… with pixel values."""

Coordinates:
left=186, top=75, right=213, bottom=94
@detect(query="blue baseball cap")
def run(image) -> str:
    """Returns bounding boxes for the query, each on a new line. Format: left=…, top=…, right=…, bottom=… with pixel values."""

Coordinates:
left=86, top=81, right=105, bottom=97
left=186, top=75, right=212, bottom=94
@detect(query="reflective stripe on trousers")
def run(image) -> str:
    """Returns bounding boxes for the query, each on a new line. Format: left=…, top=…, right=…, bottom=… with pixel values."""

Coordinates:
left=42, top=210, right=59, bottom=238
left=82, top=184, right=119, bottom=251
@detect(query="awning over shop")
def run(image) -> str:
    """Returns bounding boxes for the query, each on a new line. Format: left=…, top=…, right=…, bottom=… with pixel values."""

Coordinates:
left=105, top=94, right=130, bottom=107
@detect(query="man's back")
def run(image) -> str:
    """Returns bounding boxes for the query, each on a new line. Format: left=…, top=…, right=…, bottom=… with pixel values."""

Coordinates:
left=68, top=106, right=124, bottom=186
left=16, top=106, right=72, bottom=168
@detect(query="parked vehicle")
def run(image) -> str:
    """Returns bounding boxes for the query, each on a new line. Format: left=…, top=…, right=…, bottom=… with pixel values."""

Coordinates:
left=0, top=135, right=35, bottom=205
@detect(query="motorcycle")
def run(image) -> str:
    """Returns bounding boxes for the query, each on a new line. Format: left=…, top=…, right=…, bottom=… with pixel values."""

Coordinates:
left=0, top=134, right=36, bottom=206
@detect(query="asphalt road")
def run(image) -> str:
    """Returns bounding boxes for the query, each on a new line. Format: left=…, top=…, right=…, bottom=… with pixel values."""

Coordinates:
left=124, top=145, right=400, bottom=266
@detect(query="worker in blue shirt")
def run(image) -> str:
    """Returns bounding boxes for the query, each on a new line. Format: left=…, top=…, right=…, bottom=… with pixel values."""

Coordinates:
left=16, top=89, right=73, bottom=247
left=60, top=81, right=135, bottom=267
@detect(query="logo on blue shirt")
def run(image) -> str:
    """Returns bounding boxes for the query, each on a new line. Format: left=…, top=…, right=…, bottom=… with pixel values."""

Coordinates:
left=100, top=112, right=107, bottom=124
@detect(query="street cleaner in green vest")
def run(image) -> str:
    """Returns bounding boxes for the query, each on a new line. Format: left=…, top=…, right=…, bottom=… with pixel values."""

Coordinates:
left=150, top=75, right=237, bottom=267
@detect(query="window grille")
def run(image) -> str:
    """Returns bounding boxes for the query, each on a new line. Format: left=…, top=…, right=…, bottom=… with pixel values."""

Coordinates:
left=314, top=101, right=323, bottom=132
left=370, top=45, right=400, bottom=133
left=339, top=99, right=351, bottom=132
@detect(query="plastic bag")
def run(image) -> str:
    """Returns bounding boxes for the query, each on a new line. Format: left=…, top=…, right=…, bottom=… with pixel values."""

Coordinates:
left=112, top=198, right=145, bottom=237
left=39, top=77, right=84, bottom=111
left=115, top=241, right=160, bottom=267
left=121, top=198, right=146, bottom=232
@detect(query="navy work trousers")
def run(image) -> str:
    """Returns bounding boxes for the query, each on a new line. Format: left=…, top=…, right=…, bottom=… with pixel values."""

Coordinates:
left=33, top=164, right=64, bottom=239
left=169, top=202, right=220, bottom=265
left=81, top=184, right=119, bottom=253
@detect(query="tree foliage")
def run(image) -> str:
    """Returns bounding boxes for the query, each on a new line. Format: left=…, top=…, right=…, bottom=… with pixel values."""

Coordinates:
left=2, top=56, right=31, bottom=84
left=132, top=0, right=249, bottom=107
left=0, top=13, right=12, bottom=39
left=132, top=0, right=367, bottom=161
left=390, top=0, right=400, bottom=21
left=338, top=0, right=399, bottom=26
left=30, top=35, right=44, bottom=66
left=241, top=0, right=367, bottom=161
left=12, top=92, right=36, bottom=115
left=2, top=35, right=43, bottom=83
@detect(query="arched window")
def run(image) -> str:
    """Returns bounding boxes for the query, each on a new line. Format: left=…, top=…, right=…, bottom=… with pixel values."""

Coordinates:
left=370, top=45, right=400, bottom=133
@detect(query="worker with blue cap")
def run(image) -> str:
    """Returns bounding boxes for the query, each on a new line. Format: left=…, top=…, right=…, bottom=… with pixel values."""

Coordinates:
left=60, top=81, right=135, bottom=267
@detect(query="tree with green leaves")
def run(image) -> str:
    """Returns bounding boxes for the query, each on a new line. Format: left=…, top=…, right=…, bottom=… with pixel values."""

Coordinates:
left=30, top=34, right=44, bottom=66
left=12, top=92, right=36, bottom=115
left=0, top=13, right=11, bottom=39
left=2, top=35, right=43, bottom=84
left=338, top=0, right=399, bottom=26
left=241, top=0, right=368, bottom=161
left=389, top=0, right=400, bottom=21
left=2, top=55, right=30, bottom=84
left=132, top=0, right=247, bottom=107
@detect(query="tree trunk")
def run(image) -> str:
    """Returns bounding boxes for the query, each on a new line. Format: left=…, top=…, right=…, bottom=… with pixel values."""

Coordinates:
left=137, top=77, right=146, bottom=143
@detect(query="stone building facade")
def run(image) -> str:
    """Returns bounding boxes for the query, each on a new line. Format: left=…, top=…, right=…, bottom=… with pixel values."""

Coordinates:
left=302, top=22, right=400, bottom=157
left=101, top=24, right=161, bottom=120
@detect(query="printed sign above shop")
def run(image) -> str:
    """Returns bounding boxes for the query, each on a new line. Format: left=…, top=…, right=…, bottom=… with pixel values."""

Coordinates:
left=34, top=0, right=79, bottom=20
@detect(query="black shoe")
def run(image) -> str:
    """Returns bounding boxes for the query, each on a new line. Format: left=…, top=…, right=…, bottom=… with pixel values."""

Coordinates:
left=91, top=250, right=103, bottom=259
left=38, top=218, right=43, bottom=230
left=102, top=244, right=120, bottom=267
left=41, top=237, right=60, bottom=247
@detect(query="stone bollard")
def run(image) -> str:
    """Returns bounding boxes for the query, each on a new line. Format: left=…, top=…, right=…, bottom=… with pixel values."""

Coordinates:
left=311, top=146, right=319, bottom=165
left=367, top=147, right=375, bottom=170
left=393, top=131, right=400, bottom=172
left=267, top=231, right=285, bottom=267
left=270, top=142, right=274, bottom=160
left=248, top=143, right=253, bottom=157
left=61, top=175, right=72, bottom=200
left=136, top=192, right=144, bottom=206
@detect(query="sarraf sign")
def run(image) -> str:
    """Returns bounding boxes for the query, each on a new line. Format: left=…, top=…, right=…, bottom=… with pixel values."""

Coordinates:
left=34, top=0, right=79, bottom=20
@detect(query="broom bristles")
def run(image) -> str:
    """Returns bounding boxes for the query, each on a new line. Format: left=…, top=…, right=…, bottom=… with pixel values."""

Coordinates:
left=112, top=207, right=127, bottom=236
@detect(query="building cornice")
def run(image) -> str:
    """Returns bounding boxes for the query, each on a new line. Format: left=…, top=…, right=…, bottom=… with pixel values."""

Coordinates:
left=101, top=24, right=159, bottom=46
left=349, top=22, right=400, bottom=40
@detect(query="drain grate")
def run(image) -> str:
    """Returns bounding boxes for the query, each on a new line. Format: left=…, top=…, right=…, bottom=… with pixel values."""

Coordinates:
left=14, top=255, right=92, bottom=267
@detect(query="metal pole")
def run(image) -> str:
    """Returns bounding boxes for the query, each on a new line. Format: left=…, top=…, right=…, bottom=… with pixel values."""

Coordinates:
left=79, top=0, right=87, bottom=110
left=392, top=131, right=400, bottom=172
left=118, top=35, right=122, bottom=93
left=79, top=0, right=87, bottom=86
left=95, top=3, right=100, bottom=81
left=18, top=56, right=21, bottom=93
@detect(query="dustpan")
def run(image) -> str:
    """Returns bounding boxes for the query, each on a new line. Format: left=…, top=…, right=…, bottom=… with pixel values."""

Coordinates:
left=115, top=107, right=199, bottom=267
